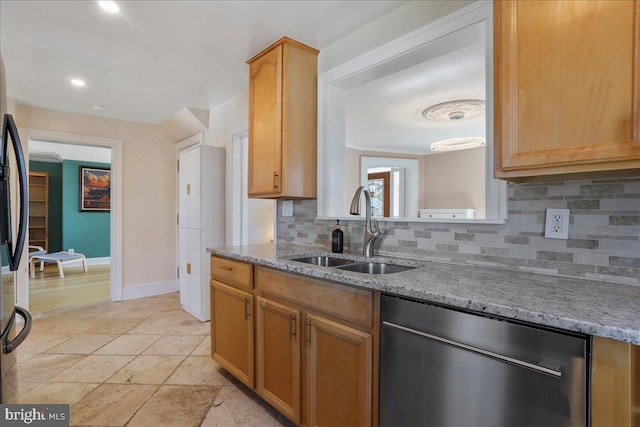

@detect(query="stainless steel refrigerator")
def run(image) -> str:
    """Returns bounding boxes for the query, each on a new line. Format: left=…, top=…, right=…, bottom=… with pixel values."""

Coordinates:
left=0, top=54, right=32, bottom=404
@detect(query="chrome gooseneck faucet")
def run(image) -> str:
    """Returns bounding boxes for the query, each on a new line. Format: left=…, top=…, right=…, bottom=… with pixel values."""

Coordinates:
left=350, top=186, right=380, bottom=257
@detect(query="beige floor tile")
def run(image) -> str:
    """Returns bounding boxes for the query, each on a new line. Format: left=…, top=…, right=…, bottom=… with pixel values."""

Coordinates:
left=16, top=350, right=39, bottom=364
left=107, top=355, right=185, bottom=384
left=30, top=317, right=101, bottom=335
left=18, top=332, right=74, bottom=354
left=45, top=333, right=117, bottom=354
left=93, top=334, right=161, bottom=355
left=128, top=309, right=210, bottom=335
left=191, top=336, right=211, bottom=356
left=51, top=355, right=134, bottom=383
left=70, top=383, right=158, bottom=426
left=200, top=382, right=279, bottom=427
left=127, top=385, right=220, bottom=427
left=142, top=335, right=205, bottom=356
left=165, top=356, right=229, bottom=386
left=18, top=353, right=85, bottom=383
left=17, top=382, right=100, bottom=405
left=84, top=318, right=145, bottom=334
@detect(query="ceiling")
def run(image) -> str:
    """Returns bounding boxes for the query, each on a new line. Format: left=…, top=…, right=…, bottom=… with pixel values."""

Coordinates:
left=345, top=35, right=486, bottom=155
left=0, top=0, right=406, bottom=124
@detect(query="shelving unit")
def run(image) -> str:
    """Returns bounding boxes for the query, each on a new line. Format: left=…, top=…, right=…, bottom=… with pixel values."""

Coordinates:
left=28, top=171, right=49, bottom=251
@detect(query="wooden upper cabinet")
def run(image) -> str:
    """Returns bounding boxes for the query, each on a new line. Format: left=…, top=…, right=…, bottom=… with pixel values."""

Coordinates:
left=247, top=37, right=319, bottom=198
left=494, top=0, right=640, bottom=181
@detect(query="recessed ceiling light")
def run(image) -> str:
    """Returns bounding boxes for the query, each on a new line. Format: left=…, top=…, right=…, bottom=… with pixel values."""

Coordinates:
left=70, top=79, right=86, bottom=87
left=92, top=105, right=105, bottom=111
left=98, top=1, right=119, bottom=14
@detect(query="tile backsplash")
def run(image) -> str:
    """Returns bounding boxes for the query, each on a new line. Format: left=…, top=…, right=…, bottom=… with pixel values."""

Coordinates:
left=277, top=177, right=640, bottom=285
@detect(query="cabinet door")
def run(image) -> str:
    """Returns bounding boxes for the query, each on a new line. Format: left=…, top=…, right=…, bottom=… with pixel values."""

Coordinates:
left=248, top=44, right=282, bottom=196
left=210, top=280, right=254, bottom=388
left=178, top=146, right=201, bottom=228
left=305, top=313, right=372, bottom=427
left=495, top=0, right=640, bottom=179
left=256, top=297, right=301, bottom=424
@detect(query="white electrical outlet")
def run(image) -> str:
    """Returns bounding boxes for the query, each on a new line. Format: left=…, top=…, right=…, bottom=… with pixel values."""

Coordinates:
left=68, top=248, right=75, bottom=253
left=282, top=200, right=294, bottom=217
left=544, top=208, right=570, bottom=239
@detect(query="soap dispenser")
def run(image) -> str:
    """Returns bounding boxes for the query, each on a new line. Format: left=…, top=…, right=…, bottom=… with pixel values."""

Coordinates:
left=331, top=220, right=344, bottom=253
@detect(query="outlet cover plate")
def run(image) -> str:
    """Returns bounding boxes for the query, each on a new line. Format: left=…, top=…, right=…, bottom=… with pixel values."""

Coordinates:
left=544, top=208, right=570, bottom=239
left=282, top=200, right=294, bottom=217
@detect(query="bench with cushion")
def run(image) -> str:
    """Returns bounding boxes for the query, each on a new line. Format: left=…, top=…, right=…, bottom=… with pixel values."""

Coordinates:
left=29, top=251, right=88, bottom=279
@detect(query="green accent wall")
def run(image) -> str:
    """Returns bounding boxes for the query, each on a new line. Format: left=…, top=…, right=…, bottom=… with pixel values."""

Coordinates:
left=29, top=161, right=63, bottom=252
left=61, top=160, right=110, bottom=258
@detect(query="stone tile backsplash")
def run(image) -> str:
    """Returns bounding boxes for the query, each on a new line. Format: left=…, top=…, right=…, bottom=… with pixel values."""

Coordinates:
left=277, top=177, right=640, bottom=285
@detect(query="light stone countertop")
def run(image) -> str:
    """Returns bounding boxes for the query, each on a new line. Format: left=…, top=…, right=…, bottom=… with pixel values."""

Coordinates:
left=207, top=243, right=640, bottom=345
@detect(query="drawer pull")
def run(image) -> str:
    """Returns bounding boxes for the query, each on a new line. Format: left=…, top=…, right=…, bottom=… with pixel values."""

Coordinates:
left=244, top=298, right=250, bottom=320
left=273, top=171, right=280, bottom=191
left=289, top=314, right=297, bottom=340
left=219, top=265, right=233, bottom=271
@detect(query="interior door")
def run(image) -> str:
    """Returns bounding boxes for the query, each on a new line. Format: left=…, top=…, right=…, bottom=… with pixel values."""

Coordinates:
left=178, top=146, right=201, bottom=229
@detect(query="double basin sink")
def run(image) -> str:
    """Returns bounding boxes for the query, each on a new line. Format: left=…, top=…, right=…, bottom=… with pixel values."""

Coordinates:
left=290, top=255, right=416, bottom=275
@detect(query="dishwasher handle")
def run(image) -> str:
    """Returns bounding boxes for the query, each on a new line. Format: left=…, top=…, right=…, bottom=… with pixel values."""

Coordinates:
left=383, top=321, right=562, bottom=379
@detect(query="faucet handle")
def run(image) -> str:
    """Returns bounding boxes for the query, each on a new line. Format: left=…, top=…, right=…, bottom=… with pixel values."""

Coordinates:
left=371, top=218, right=380, bottom=236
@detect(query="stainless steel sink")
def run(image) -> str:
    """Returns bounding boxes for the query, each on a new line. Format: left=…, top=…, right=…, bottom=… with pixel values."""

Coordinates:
left=336, top=262, right=415, bottom=274
left=291, top=256, right=355, bottom=267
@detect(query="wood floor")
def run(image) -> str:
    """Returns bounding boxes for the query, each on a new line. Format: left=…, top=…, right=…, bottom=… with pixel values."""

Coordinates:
left=29, top=264, right=111, bottom=314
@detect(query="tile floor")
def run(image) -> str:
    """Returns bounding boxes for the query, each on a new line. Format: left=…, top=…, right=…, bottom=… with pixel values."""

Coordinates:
left=16, top=292, right=295, bottom=427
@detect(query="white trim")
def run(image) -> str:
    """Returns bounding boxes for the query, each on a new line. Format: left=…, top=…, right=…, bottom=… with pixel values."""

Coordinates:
left=122, top=280, right=178, bottom=300
left=17, top=127, right=124, bottom=307
left=317, top=1, right=507, bottom=222
left=360, top=156, right=419, bottom=218
left=227, top=123, right=249, bottom=246
left=85, top=256, right=111, bottom=266
left=175, top=132, right=203, bottom=151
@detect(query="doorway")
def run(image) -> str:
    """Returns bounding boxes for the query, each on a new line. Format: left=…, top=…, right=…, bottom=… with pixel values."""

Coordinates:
left=16, top=128, right=123, bottom=312
left=227, top=126, right=275, bottom=246
left=27, top=141, right=112, bottom=313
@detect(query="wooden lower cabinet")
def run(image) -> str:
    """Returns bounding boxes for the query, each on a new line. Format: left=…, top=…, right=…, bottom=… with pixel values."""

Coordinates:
left=256, top=297, right=302, bottom=424
left=592, top=336, right=640, bottom=427
left=306, top=313, right=372, bottom=427
left=210, top=280, right=254, bottom=388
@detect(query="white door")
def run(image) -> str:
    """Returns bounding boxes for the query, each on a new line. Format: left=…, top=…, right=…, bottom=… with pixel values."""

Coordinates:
left=178, top=228, right=189, bottom=307
left=178, top=146, right=201, bottom=229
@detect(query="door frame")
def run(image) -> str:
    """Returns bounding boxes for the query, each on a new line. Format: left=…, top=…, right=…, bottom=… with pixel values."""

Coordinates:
left=18, top=128, right=123, bottom=306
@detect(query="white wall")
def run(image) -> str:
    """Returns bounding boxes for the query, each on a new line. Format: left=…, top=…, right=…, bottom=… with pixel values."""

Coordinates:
left=319, top=0, right=475, bottom=73
left=204, top=92, right=249, bottom=149
left=14, top=105, right=177, bottom=288
left=423, top=146, right=486, bottom=218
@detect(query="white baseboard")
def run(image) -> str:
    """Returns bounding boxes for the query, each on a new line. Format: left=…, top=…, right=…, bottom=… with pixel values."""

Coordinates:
left=86, top=256, right=111, bottom=266
left=122, top=280, right=179, bottom=300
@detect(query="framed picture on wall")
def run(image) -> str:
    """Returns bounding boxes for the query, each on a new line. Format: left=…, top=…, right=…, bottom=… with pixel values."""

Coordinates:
left=79, top=166, right=111, bottom=212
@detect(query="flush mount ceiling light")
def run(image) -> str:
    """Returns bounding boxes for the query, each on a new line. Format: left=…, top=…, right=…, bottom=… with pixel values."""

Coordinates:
left=98, top=1, right=120, bottom=13
left=92, top=105, right=105, bottom=111
left=422, top=99, right=486, bottom=121
left=431, top=137, right=486, bottom=152
left=70, top=79, right=86, bottom=87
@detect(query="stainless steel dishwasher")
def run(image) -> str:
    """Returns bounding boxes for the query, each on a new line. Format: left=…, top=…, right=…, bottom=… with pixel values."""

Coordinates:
left=380, top=294, right=589, bottom=427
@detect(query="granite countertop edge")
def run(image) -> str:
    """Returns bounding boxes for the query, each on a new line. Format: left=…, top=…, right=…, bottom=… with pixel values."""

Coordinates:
left=207, top=243, right=640, bottom=346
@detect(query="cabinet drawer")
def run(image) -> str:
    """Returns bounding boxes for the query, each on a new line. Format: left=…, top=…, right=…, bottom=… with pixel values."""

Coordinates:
left=255, top=266, right=373, bottom=329
left=211, top=256, right=253, bottom=290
